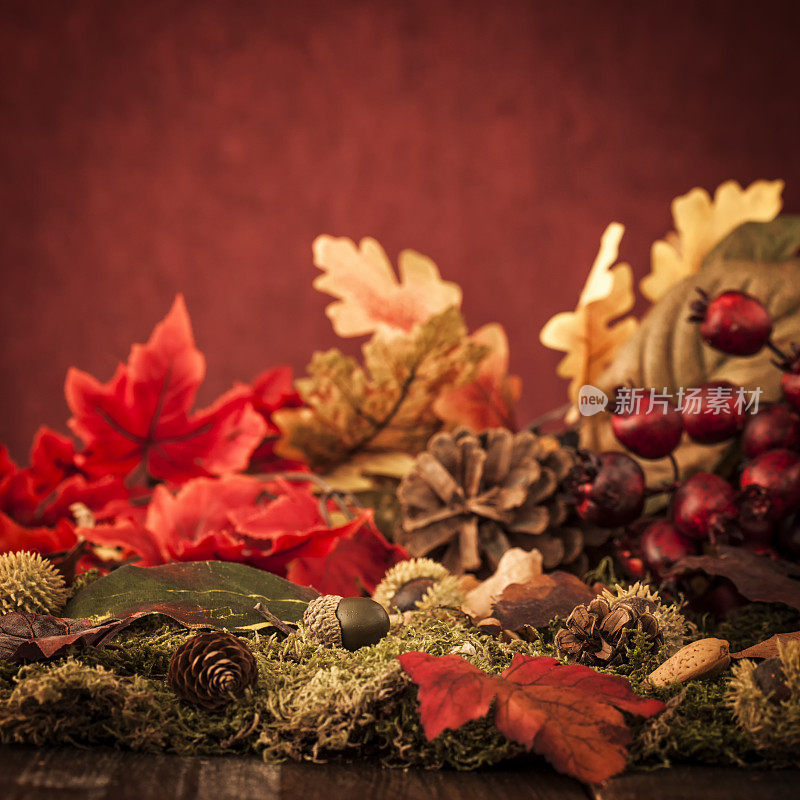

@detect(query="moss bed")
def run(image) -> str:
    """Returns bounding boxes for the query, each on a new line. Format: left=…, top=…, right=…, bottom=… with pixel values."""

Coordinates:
left=0, top=601, right=798, bottom=771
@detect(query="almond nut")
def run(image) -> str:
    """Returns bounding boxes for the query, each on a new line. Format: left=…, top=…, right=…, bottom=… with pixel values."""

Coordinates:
left=646, top=637, right=730, bottom=688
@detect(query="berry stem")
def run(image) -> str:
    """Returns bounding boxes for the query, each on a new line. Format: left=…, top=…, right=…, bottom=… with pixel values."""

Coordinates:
left=668, top=452, right=680, bottom=484
left=766, top=338, right=790, bottom=363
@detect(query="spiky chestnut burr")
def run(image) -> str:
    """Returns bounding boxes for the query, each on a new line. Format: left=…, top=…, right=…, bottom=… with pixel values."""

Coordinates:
left=372, top=558, right=464, bottom=612
left=303, top=595, right=390, bottom=650
left=0, top=551, right=67, bottom=616
left=688, top=288, right=772, bottom=356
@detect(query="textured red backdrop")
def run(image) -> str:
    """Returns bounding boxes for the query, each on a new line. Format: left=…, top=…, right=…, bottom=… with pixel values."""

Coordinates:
left=2, top=0, right=800, bottom=460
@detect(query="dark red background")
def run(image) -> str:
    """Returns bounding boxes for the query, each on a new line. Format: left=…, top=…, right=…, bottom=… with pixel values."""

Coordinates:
left=2, top=0, right=800, bottom=461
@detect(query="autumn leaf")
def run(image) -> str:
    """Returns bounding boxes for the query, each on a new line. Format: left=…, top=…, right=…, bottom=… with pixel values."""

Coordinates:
left=274, top=307, right=487, bottom=472
left=64, top=561, right=317, bottom=631
left=671, top=546, right=800, bottom=611
left=65, top=295, right=267, bottom=485
left=0, top=512, right=78, bottom=558
left=287, top=519, right=408, bottom=596
left=539, top=223, right=638, bottom=410
left=640, top=179, right=784, bottom=302
left=490, top=572, right=595, bottom=633
left=731, top=632, right=800, bottom=660
left=0, top=611, right=142, bottom=663
left=312, top=235, right=462, bottom=337
left=433, top=323, right=522, bottom=431
left=398, top=651, right=664, bottom=783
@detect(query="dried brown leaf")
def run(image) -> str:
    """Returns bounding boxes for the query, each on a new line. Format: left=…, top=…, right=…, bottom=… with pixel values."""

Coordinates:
left=671, top=546, right=800, bottom=611
left=730, top=631, right=800, bottom=660
left=491, top=571, right=595, bottom=631
left=274, top=308, right=487, bottom=471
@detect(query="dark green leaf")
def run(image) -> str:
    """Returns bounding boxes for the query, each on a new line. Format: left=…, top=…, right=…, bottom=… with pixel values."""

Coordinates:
left=64, top=561, right=319, bottom=631
left=705, top=215, right=800, bottom=264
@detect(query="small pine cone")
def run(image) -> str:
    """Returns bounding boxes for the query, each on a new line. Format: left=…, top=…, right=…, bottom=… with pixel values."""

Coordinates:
left=168, top=632, right=257, bottom=711
left=555, top=596, right=663, bottom=666
left=397, top=427, right=579, bottom=574
left=0, top=551, right=67, bottom=616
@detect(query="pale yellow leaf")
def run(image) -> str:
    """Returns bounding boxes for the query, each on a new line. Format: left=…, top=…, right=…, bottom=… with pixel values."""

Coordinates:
left=540, top=223, right=638, bottom=405
left=640, top=179, right=784, bottom=302
left=312, top=235, right=462, bottom=336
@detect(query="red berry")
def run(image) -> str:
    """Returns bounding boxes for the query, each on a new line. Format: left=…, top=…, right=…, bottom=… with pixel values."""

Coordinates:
left=741, top=404, right=800, bottom=458
left=783, top=373, right=800, bottom=413
left=681, top=381, right=745, bottom=444
left=569, top=452, right=645, bottom=528
left=616, top=548, right=647, bottom=581
left=688, top=289, right=772, bottom=356
left=611, top=398, right=683, bottom=460
left=671, top=473, right=737, bottom=540
left=736, top=486, right=776, bottom=547
left=640, top=520, right=695, bottom=577
left=740, top=449, right=800, bottom=520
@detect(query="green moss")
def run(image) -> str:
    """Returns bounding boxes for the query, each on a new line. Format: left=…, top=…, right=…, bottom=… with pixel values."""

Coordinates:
left=0, top=602, right=796, bottom=769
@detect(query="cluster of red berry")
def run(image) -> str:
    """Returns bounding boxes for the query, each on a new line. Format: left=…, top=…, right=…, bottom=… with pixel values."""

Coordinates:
left=568, top=289, right=800, bottom=585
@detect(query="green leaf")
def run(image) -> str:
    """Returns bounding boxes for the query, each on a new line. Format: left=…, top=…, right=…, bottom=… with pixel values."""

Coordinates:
left=705, top=215, right=800, bottom=264
left=64, top=561, right=319, bottom=631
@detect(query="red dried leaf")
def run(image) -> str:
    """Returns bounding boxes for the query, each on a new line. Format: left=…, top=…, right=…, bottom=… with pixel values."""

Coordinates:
left=0, top=512, right=78, bottom=557
left=730, top=631, right=800, bottom=660
left=491, top=572, right=596, bottom=632
left=671, top=545, right=800, bottom=611
left=286, top=518, right=409, bottom=596
left=433, top=324, right=522, bottom=431
left=243, top=367, right=306, bottom=472
left=65, top=295, right=267, bottom=485
left=398, top=652, right=664, bottom=784
left=0, top=611, right=142, bottom=662
left=80, top=474, right=387, bottom=584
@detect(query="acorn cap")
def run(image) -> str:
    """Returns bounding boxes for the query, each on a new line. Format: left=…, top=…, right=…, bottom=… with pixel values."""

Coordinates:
left=303, top=595, right=390, bottom=651
left=0, top=551, right=67, bottom=616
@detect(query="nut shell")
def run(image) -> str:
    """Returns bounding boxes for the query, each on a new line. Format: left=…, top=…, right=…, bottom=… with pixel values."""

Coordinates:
left=646, top=637, right=730, bottom=688
left=335, top=597, right=390, bottom=650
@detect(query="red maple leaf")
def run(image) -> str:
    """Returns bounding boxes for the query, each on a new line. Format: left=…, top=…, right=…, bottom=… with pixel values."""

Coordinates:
left=80, top=474, right=399, bottom=587
left=242, top=367, right=306, bottom=472
left=65, top=295, right=267, bottom=485
left=398, top=652, right=664, bottom=784
left=0, top=512, right=78, bottom=557
left=287, top=521, right=408, bottom=596
left=0, top=427, right=129, bottom=529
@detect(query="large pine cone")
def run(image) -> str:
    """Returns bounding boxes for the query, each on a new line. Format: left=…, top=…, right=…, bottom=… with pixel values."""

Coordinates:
left=555, top=596, right=663, bottom=666
left=168, top=632, right=257, bottom=711
left=397, top=427, right=593, bottom=575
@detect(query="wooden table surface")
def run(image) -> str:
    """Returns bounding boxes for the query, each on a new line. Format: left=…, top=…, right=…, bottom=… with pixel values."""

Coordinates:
left=0, top=746, right=798, bottom=800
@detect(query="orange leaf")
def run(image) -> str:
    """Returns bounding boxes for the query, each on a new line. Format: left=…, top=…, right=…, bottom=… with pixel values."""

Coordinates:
left=312, top=235, right=462, bottom=336
left=433, top=323, right=521, bottom=430
left=398, top=651, right=664, bottom=783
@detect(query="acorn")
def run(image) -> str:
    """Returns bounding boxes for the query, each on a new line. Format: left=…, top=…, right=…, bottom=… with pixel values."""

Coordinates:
left=0, top=551, right=68, bottom=616
left=372, top=558, right=465, bottom=613
left=302, top=595, right=390, bottom=650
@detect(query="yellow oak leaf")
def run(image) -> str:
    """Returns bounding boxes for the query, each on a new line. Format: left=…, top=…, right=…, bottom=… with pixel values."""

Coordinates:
left=539, top=223, right=638, bottom=408
left=433, top=323, right=522, bottom=431
left=640, top=179, right=784, bottom=302
left=274, top=307, right=487, bottom=471
left=312, top=235, right=462, bottom=337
